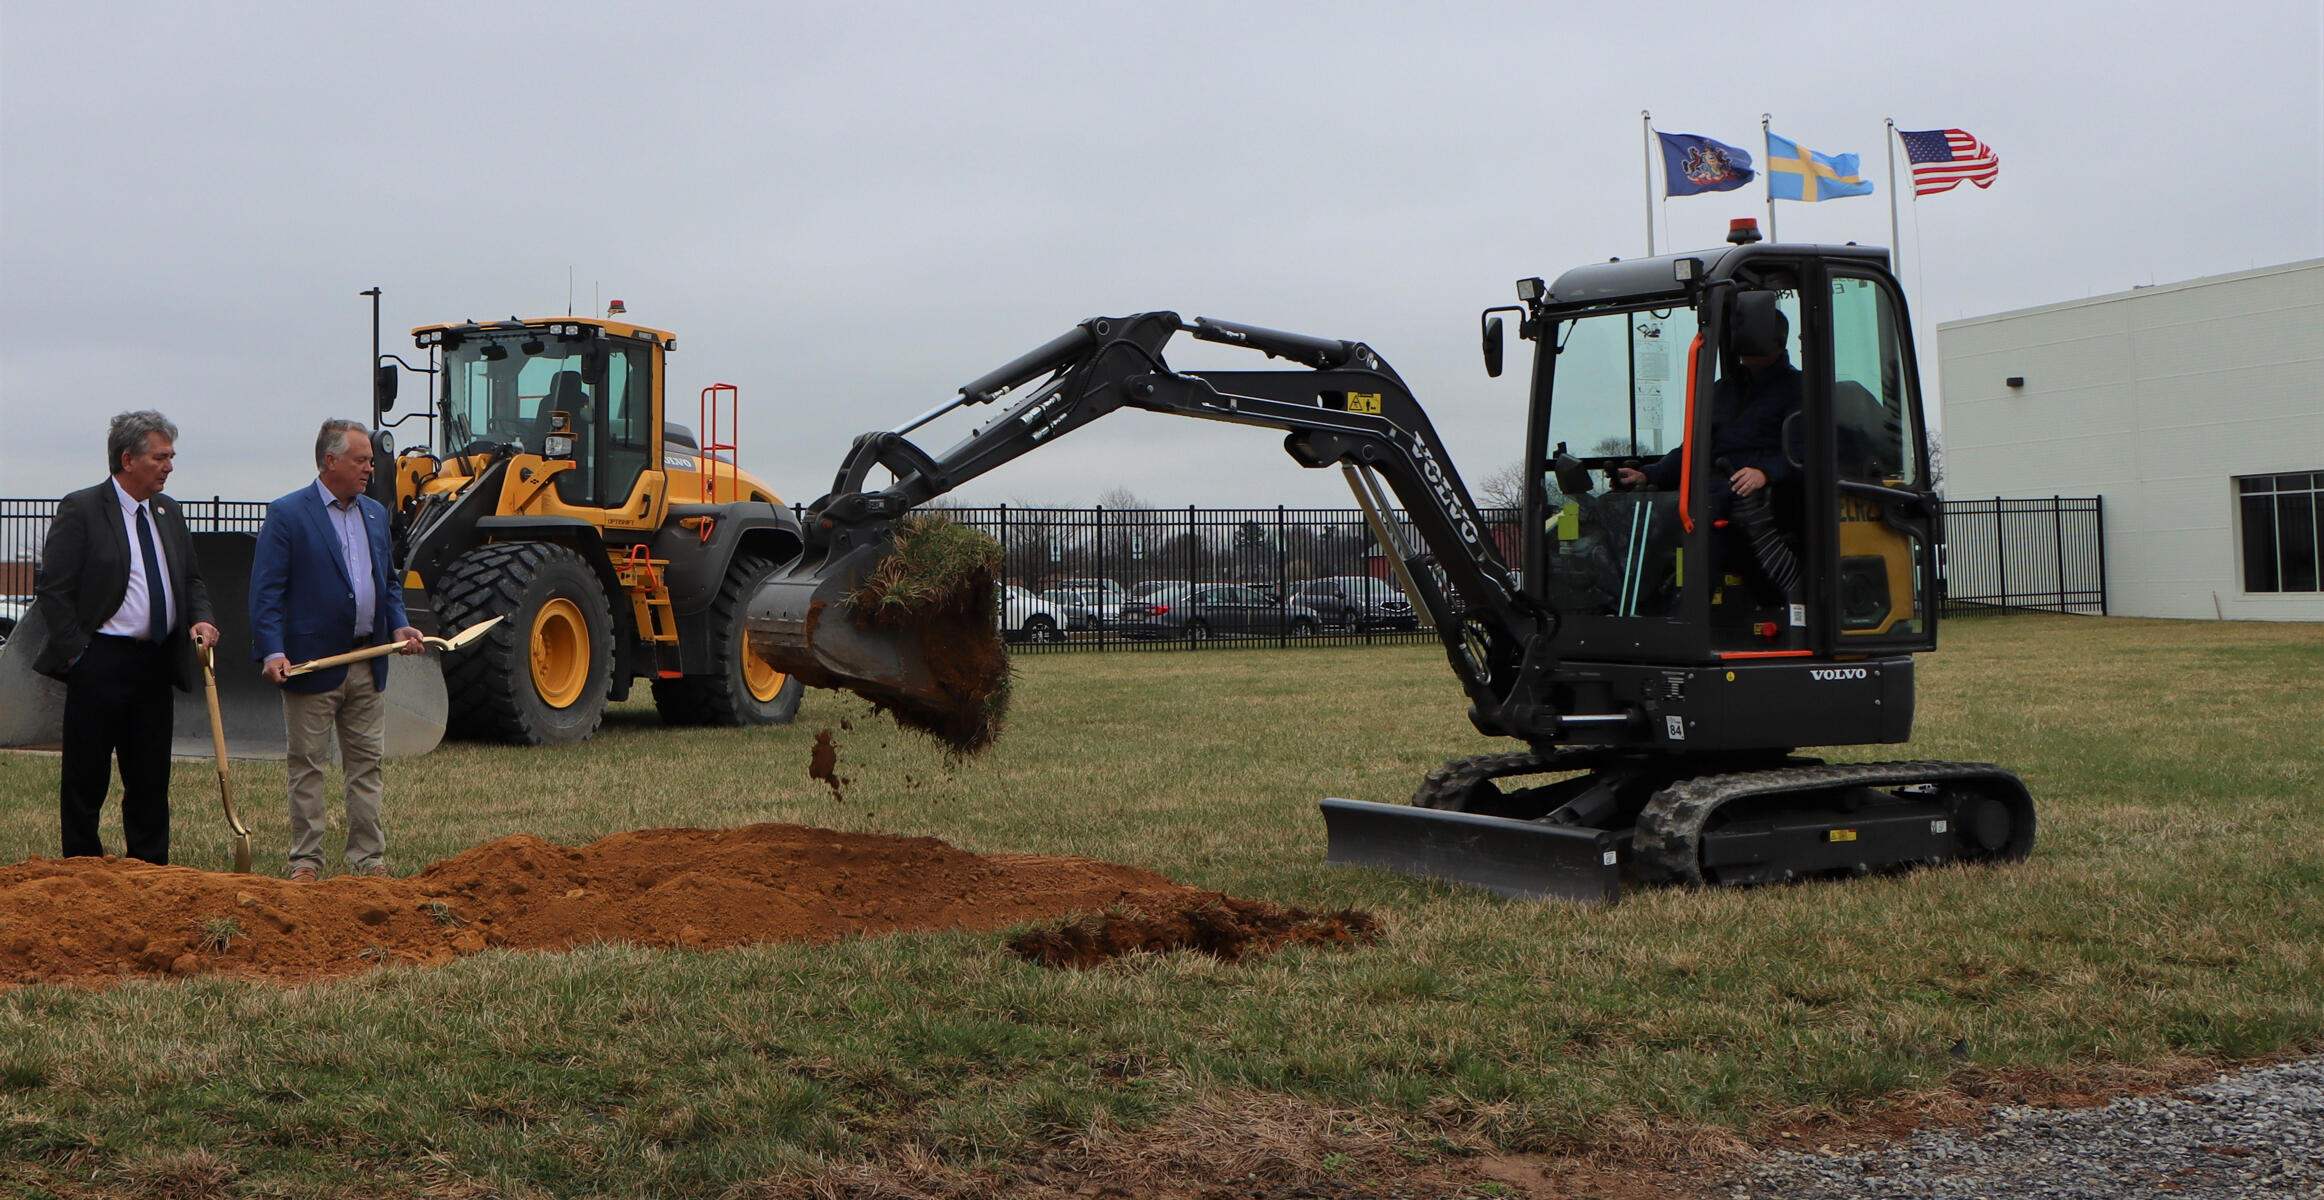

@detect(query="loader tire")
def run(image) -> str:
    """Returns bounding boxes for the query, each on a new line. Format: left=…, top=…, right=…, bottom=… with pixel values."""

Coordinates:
left=652, top=553, right=802, bottom=726
left=436, top=542, right=614, bottom=745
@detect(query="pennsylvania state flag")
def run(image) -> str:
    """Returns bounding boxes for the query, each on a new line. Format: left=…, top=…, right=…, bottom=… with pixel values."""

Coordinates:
left=1657, top=132, right=1755, bottom=196
left=1765, top=132, right=1875, bottom=201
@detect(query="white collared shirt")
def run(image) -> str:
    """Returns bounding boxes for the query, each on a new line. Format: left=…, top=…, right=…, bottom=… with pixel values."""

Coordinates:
left=314, top=478, right=376, bottom=639
left=96, top=478, right=173, bottom=640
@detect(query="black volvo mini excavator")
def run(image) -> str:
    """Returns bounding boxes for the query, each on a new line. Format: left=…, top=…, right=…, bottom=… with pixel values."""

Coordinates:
left=748, top=229, right=2034, bottom=902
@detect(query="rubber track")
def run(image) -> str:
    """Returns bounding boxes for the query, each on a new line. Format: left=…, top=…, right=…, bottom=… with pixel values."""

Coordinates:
left=1633, top=759, right=2029, bottom=887
left=1411, top=748, right=1608, bottom=811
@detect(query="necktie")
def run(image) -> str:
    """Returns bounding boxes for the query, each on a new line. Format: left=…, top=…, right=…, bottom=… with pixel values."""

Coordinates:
left=135, top=505, right=167, bottom=642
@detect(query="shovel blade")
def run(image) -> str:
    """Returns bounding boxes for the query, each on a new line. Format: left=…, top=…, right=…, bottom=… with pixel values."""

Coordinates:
left=1319, top=797, right=1625, bottom=904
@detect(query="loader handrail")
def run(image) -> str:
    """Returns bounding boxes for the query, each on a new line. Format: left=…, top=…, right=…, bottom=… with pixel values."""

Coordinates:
left=799, top=311, right=1548, bottom=711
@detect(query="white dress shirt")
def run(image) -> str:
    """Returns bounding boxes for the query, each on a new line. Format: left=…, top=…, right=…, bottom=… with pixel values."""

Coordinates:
left=96, top=478, right=173, bottom=640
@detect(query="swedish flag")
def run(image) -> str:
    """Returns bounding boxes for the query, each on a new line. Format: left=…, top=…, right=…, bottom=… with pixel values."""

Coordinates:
left=1766, top=132, right=1874, bottom=201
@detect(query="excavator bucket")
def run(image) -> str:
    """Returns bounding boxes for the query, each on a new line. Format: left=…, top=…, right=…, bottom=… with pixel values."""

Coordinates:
left=745, top=515, right=1010, bottom=755
left=0, top=531, right=446, bottom=761
left=1318, top=797, right=1625, bottom=903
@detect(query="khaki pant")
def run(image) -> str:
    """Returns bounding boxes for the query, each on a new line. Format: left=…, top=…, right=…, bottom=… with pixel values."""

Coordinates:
left=283, top=667, right=387, bottom=873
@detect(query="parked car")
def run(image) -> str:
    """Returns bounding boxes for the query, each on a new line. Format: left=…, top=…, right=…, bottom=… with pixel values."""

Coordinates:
left=1288, top=576, right=1419, bottom=630
left=1117, top=584, right=1322, bottom=642
left=1041, top=586, right=1125, bottom=628
left=999, top=586, right=1075, bottom=643
left=0, top=596, right=27, bottom=648
left=1051, top=578, right=1128, bottom=603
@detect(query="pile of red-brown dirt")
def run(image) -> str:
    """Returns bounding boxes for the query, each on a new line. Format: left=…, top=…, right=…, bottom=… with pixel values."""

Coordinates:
left=0, top=824, right=1375, bottom=990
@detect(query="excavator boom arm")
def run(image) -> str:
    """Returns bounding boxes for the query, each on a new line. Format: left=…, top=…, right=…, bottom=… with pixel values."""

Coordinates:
left=788, top=311, right=1545, bottom=714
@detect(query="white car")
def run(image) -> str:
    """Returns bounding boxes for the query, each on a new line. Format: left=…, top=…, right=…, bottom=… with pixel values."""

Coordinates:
left=999, top=585, right=1074, bottom=643
left=0, top=596, right=28, bottom=649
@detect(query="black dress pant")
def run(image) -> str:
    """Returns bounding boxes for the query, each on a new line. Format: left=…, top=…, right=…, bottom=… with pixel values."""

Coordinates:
left=59, top=634, right=174, bottom=863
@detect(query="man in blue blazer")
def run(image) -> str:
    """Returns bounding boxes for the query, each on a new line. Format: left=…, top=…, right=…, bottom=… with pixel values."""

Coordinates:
left=249, top=419, right=423, bottom=881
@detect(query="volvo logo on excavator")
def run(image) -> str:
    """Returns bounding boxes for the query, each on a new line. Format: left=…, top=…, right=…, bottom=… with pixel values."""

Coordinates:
left=1408, top=433, right=1481, bottom=548
left=1810, top=667, right=1871, bottom=681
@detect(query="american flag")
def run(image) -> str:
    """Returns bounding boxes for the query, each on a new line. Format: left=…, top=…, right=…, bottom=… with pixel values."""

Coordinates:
left=1898, top=128, right=1999, bottom=196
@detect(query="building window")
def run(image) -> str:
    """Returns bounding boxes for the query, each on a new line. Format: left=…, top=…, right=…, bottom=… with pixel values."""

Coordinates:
left=2238, top=472, right=2320, bottom=593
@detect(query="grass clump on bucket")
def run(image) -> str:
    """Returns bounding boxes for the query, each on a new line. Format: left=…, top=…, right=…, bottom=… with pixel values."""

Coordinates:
left=850, top=512, right=1012, bottom=756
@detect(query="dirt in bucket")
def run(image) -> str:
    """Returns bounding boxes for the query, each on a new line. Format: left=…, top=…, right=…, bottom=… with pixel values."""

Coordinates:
left=0, top=825, right=1373, bottom=990
left=849, top=512, right=1013, bottom=756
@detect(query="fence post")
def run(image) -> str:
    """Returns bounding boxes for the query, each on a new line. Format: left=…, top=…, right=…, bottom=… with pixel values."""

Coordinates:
left=1994, top=502, right=2009, bottom=610
left=2051, top=495, right=2068, bottom=614
left=1275, top=505, right=1287, bottom=649
left=2093, top=497, right=2109, bottom=616
left=1095, top=505, right=1107, bottom=652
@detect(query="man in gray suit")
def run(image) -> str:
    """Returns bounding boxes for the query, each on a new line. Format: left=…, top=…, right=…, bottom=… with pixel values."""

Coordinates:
left=32, top=411, right=220, bottom=863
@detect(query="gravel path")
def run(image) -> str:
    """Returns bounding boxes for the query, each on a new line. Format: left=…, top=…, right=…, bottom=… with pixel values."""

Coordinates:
left=1725, top=1055, right=2324, bottom=1198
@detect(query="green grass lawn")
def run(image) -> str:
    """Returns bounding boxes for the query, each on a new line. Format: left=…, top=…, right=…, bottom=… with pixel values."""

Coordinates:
left=1, top=613, right=2319, bottom=1197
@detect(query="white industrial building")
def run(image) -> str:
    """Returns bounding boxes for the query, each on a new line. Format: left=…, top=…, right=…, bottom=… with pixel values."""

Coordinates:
left=1938, top=259, right=2323, bottom=621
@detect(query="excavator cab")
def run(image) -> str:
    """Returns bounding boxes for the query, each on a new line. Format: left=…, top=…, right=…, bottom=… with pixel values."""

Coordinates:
left=1520, top=245, right=1939, bottom=677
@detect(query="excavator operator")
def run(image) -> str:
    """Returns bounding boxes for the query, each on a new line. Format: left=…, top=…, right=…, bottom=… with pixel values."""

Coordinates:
left=1614, top=290, right=1805, bottom=611
left=1615, top=291, right=1800, bottom=505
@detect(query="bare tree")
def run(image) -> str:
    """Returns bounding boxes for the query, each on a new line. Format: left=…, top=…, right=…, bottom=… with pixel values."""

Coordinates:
left=1475, top=461, right=1527, bottom=512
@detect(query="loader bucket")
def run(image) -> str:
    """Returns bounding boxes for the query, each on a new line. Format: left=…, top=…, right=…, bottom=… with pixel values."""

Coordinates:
left=1319, top=797, right=1625, bottom=903
left=0, top=532, right=446, bottom=761
left=745, top=514, right=1010, bottom=755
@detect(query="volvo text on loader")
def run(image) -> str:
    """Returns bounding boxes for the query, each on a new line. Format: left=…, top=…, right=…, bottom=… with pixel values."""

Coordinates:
left=744, top=228, right=2034, bottom=901
left=372, top=308, right=807, bottom=744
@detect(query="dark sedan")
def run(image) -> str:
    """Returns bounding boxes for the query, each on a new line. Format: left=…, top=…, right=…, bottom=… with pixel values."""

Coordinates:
left=1116, top=584, right=1322, bottom=641
left=1287, top=576, right=1420, bottom=630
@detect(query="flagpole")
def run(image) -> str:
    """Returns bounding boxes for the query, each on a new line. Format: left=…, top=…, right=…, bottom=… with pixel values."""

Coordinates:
left=1886, top=119, right=1901, bottom=266
left=1642, top=110, right=1657, bottom=256
left=1762, top=113, right=1777, bottom=241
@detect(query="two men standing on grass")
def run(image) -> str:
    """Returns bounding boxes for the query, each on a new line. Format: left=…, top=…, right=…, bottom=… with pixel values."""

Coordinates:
left=248, top=419, right=423, bottom=882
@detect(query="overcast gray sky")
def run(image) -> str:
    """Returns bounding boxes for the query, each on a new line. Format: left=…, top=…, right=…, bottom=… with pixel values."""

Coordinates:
left=4, top=1, right=2319, bottom=509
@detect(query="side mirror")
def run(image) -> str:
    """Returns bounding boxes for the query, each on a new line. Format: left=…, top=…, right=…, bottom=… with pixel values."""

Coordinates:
left=1482, top=315, right=1505, bottom=378
left=373, top=364, right=399, bottom=411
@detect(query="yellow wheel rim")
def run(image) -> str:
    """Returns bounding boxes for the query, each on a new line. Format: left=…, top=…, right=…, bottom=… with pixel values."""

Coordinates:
left=742, top=640, right=786, bottom=703
left=529, top=598, right=589, bottom=709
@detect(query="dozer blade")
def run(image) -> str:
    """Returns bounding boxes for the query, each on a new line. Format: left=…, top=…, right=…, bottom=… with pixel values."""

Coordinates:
left=1319, top=797, right=1625, bottom=904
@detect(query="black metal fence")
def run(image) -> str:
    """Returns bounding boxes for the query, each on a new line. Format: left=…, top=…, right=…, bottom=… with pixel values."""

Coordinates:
left=1938, top=496, right=2107, bottom=616
left=0, top=494, right=2106, bottom=645
left=0, top=497, right=271, bottom=604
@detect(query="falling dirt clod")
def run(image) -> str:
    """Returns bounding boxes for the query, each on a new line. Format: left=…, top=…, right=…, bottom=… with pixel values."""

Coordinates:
left=809, top=729, right=847, bottom=801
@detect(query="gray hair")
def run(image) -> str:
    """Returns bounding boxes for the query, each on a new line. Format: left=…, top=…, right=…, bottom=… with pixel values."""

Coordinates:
left=107, top=411, right=179, bottom=475
left=314, top=419, right=370, bottom=467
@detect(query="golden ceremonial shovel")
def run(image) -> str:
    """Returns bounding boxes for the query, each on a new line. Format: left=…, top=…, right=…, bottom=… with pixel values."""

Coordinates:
left=198, top=641, right=256, bottom=873
left=283, top=616, right=503, bottom=678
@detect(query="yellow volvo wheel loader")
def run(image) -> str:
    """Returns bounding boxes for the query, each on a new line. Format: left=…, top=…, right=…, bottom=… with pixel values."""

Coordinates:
left=743, top=230, right=2035, bottom=902
left=372, top=310, right=806, bottom=744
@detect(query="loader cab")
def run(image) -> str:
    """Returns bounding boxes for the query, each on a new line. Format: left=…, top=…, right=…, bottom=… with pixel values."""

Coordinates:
left=1515, top=244, right=1938, bottom=666
left=414, top=319, right=669, bottom=522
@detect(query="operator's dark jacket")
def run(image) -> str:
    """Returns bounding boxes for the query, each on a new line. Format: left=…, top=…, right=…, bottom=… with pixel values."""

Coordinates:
left=31, top=481, right=216, bottom=691
left=1639, top=356, right=1804, bottom=493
